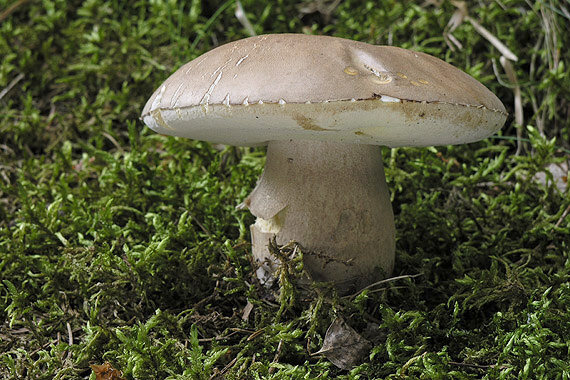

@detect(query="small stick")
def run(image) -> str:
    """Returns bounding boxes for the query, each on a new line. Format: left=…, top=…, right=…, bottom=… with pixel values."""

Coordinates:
left=0, top=0, right=30, bottom=22
left=246, top=328, right=265, bottom=341
left=197, top=328, right=252, bottom=343
left=67, top=322, right=73, bottom=346
left=102, top=132, right=124, bottom=153
left=344, top=274, right=423, bottom=300
left=66, top=322, right=74, bottom=360
left=0, top=73, right=24, bottom=101
left=554, top=204, right=570, bottom=229
left=449, top=361, right=509, bottom=370
left=210, top=356, right=238, bottom=380
left=268, top=339, right=283, bottom=374
left=187, top=211, right=212, bottom=237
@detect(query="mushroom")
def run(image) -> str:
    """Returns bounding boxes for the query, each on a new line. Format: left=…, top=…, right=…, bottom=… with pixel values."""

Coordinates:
left=141, top=34, right=507, bottom=293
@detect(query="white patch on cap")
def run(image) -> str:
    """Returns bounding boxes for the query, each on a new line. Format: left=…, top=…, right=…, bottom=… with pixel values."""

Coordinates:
left=200, top=71, right=223, bottom=108
left=235, top=55, right=249, bottom=66
left=150, top=85, right=166, bottom=112
left=170, top=83, right=184, bottom=108
left=380, top=95, right=401, bottom=103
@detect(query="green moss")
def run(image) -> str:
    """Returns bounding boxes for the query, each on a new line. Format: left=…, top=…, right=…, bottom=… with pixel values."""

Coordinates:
left=1, top=0, right=569, bottom=379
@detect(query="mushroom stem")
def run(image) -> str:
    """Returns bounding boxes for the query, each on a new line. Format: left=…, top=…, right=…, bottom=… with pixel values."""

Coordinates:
left=245, top=139, right=395, bottom=293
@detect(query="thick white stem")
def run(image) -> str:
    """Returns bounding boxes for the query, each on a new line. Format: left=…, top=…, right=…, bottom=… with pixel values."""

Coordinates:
left=245, top=140, right=395, bottom=293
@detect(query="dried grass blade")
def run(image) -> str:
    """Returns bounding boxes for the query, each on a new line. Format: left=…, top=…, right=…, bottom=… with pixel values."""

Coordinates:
left=444, top=2, right=467, bottom=50
left=235, top=0, right=256, bottom=36
left=466, top=15, right=518, bottom=61
left=500, top=56, right=524, bottom=153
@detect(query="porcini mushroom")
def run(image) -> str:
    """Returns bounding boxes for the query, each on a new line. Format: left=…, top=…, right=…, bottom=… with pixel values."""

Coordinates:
left=141, top=34, right=507, bottom=292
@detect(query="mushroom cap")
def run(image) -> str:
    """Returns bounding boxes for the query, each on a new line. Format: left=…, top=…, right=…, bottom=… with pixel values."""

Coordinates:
left=142, top=34, right=507, bottom=147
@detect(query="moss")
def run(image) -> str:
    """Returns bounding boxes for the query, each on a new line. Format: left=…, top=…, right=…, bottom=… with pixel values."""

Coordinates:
left=1, top=0, right=569, bottom=379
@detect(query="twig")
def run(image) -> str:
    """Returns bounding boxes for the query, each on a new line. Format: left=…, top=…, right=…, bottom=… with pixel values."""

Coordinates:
left=268, top=339, right=283, bottom=374
left=449, top=361, right=509, bottom=370
left=66, top=322, right=74, bottom=360
left=30, top=338, right=59, bottom=357
left=197, top=328, right=247, bottom=343
left=210, top=356, right=238, bottom=380
left=0, top=0, right=30, bottom=22
left=493, top=0, right=507, bottom=11
left=102, top=132, right=124, bottom=153
left=344, top=273, right=423, bottom=300
left=187, top=211, right=212, bottom=237
left=67, top=322, right=73, bottom=346
left=554, top=204, right=570, bottom=229
left=361, top=285, right=408, bottom=296
left=0, top=73, right=24, bottom=101
left=246, top=328, right=265, bottom=341
left=193, top=288, right=217, bottom=309
left=561, top=5, right=570, bottom=21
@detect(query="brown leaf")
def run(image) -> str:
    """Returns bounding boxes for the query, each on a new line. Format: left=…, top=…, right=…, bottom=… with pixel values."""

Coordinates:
left=314, top=318, right=371, bottom=369
left=90, top=362, right=126, bottom=380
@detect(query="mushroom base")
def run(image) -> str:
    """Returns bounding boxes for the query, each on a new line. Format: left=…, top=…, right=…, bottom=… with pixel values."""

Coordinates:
left=245, top=140, right=395, bottom=293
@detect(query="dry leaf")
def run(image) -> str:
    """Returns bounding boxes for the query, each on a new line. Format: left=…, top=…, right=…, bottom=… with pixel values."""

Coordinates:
left=314, top=318, right=371, bottom=369
left=90, top=362, right=126, bottom=380
left=242, top=300, right=254, bottom=321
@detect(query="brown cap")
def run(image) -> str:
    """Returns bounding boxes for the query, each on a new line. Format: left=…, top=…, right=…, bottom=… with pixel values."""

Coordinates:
left=142, top=34, right=507, bottom=147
